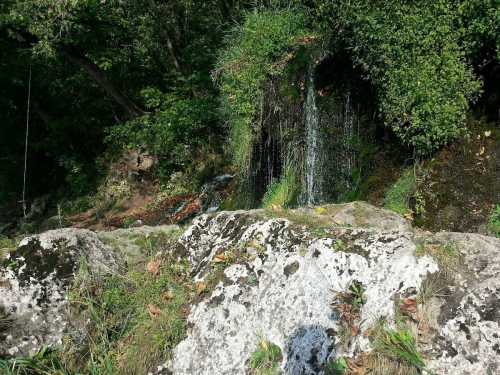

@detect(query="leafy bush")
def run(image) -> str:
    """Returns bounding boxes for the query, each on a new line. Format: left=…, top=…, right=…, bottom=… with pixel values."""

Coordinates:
left=383, top=168, right=416, bottom=216
left=488, top=205, right=500, bottom=237
left=316, top=0, right=481, bottom=154
left=107, top=89, right=219, bottom=181
left=217, top=9, right=313, bottom=172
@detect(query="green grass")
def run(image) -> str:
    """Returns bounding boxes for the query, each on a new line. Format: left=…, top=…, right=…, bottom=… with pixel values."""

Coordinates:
left=0, top=347, right=70, bottom=375
left=370, top=321, right=429, bottom=374
left=217, top=9, right=312, bottom=173
left=262, top=169, right=300, bottom=209
left=383, top=168, right=416, bottom=216
left=64, top=251, right=193, bottom=375
left=248, top=339, right=283, bottom=375
left=488, top=205, right=500, bottom=238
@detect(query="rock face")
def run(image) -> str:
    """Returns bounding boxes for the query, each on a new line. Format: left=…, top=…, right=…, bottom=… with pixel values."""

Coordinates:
left=169, top=203, right=500, bottom=375
left=1, top=202, right=499, bottom=375
left=0, top=228, right=121, bottom=357
left=425, top=232, right=500, bottom=375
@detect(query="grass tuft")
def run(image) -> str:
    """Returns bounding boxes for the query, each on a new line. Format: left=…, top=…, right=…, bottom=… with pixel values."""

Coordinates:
left=0, top=347, right=70, bottom=375
left=61, top=234, right=193, bottom=375
left=248, top=339, right=283, bottom=375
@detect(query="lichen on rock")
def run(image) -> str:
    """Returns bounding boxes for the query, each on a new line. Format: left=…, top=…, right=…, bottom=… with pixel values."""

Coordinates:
left=169, top=208, right=438, bottom=374
left=0, top=228, right=121, bottom=357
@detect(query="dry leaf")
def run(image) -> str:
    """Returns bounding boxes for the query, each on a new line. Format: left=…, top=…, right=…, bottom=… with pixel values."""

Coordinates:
left=147, top=304, right=161, bottom=319
left=400, top=297, right=417, bottom=316
left=213, top=253, right=226, bottom=263
left=163, top=290, right=175, bottom=301
left=196, top=282, right=207, bottom=295
left=146, top=259, right=161, bottom=276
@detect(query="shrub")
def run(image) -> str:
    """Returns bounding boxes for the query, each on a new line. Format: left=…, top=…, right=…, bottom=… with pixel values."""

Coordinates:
left=217, top=9, right=313, bottom=172
left=107, top=89, right=219, bottom=182
left=383, top=168, right=416, bottom=216
left=316, top=0, right=481, bottom=154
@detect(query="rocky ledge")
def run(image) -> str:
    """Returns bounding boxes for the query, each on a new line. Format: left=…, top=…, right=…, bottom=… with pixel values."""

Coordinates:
left=1, top=202, right=499, bottom=374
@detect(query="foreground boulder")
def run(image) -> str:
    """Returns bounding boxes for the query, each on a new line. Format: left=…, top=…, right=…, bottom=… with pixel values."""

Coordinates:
left=0, top=228, right=121, bottom=357
left=167, top=204, right=500, bottom=375
left=1, top=202, right=499, bottom=375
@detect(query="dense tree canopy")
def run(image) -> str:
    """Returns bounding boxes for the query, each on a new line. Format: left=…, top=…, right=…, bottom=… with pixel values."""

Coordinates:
left=0, top=0, right=498, bottom=210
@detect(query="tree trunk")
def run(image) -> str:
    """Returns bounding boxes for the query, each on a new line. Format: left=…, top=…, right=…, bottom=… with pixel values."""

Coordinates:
left=60, top=46, right=144, bottom=120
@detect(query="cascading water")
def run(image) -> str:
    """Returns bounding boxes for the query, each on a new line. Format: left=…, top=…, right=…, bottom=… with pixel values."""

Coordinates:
left=302, top=64, right=361, bottom=205
left=338, top=90, right=358, bottom=191
left=304, top=67, right=321, bottom=205
left=249, top=53, right=371, bottom=207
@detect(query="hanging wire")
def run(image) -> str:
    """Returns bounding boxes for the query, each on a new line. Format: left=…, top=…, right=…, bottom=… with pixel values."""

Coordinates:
left=22, top=64, right=32, bottom=218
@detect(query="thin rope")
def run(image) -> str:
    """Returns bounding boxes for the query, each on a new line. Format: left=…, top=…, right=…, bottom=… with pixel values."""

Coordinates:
left=22, top=64, right=32, bottom=218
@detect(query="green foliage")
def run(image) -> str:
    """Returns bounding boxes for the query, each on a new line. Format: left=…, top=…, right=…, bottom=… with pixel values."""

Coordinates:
left=325, top=357, right=348, bottom=375
left=488, top=205, right=500, bottom=237
left=262, top=169, right=300, bottom=208
left=248, top=339, right=283, bottom=375
left=316, top=0, right=481, bottom=153
left=107, top=90, right=219, bottom=181
left=458, top=0, right=500, bottom=59
left=217, top=9, right=312, bottom=171
left=383, top=168, right=416, bottom=216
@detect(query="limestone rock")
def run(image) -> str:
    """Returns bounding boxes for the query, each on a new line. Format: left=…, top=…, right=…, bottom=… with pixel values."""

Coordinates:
left=0, top=228, right=121, bottom=357
left=168, top=204, right=500, bottom=375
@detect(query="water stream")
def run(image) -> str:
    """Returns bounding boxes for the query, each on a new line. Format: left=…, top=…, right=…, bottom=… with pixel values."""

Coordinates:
left=304, top=67, right=321, bottom=205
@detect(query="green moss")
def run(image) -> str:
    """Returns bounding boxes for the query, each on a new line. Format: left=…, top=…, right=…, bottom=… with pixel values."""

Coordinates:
left=262, top=169, right=300, bottom=209
left=383, top=168, right=416, bottom=216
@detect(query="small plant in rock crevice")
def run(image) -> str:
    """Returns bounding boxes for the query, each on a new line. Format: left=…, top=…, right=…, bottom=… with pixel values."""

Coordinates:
left=367, top=319, right=431, bottom=375
left=332, top=281, right=366, bottom=350
left=248, top=339, right=283, bottom=375
left=324, top=357, right=348, bottom=375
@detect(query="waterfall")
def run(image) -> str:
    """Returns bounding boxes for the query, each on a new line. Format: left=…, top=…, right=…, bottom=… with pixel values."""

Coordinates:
left=304, top=67, right=321, bottom=205
left=341, top=90, right=357, bottom=190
